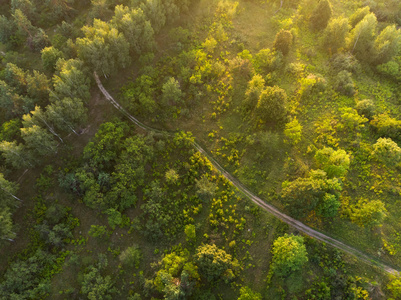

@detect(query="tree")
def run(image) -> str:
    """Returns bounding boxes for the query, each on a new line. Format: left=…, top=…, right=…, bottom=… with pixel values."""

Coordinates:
left=323, top=17, right=349, bottom=54
left=255, top=86, right=288, bottom=125
left=334, top=70, right=355, bottom=96
left=356, top=99, right=376, bottom=120
left=349, top=6, right=370, bottom=28
left=237, top=286, right=262, bottom=300
left=374, top=25, right=401, bottom=65
left=0, top=141, right=34, bottom=168
left=22, top=106, right=63, bottom=142
left=243, top=74, right=265, bottom=111
left=194, top=244, right=240, bottom=282
left=26, top=70, right=50, bottom=102
left=273, top=29, right=293, bottom=55
left=119, top=245, right=142, bottom=268
left=45, top=0, right=75, bottom=20
left=284, top=118, right=302, bottom=145
left=11, top=0, right=36, bottom=20
left=0, top=16, right=16, bottom=44
left=46, top=97, right=87, bottom=134
left=88, top=225, right=107, bottom=238
left=310, top=0, right=332, bottom=31
left=4, top=63, right=27, bottom=95
left=195, top=175, right=217, bottom=200
left=184, top=224, right=196, bottom=241
left=350, top=199, right=387, bottom=228
left=139, top=0, right=166, bottom=34
left=271, top=234, right=308, bottom=277
left=76, top=19, right=130, bottom=76
left=370, top=113, right=401, bottom=141
left=347, top=13, right=377, bottom=62
left=0, top=250, right=55, bottom=299
left=52, top=59, right=91, bottom=102
left=112, top=5, right=155, bottom=54
left=387, top=276, right=401, bottom=300
left=372, top=137, right=401, bottom=165
left=0, top=81, right=18, bottom=121
left=162, top=77, right=183, bottom=106
left=81, top=266, right=116, bottom=300
left=165, top=169, right=179, bottom=184
left=314, top=147, right=350, bottom=178
left=21, top=125, right=57, bottom=157
left=41, top=46, right=64, bottom=72
left=281, top=170, right=342, bottom=218
left=252, top=48, right=283, bottom=75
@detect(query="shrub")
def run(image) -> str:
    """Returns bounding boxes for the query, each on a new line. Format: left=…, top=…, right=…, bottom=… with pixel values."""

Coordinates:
left=273, top=29, right=293, bottom=55
left=372, top=137, right=401, bottom=165
left=356, top=99, right=376, bottom=119
left=334, top=70, right=355, bottom=96
left=370, top=113, right=401, bottom=141
left=119, top=245, right=142, bottom=268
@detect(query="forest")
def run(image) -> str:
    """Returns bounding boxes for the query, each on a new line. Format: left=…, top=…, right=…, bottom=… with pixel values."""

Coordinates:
left=1, top=0, right=401, bottom=299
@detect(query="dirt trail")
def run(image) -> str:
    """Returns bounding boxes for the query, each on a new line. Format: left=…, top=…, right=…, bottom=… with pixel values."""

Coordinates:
left=94, top=72, right=400, bottom=276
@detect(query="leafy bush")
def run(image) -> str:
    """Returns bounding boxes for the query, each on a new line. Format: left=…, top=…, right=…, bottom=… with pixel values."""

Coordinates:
left=273, top=29, right=293, bottom=55
left=370, top=113, right=401, bottom=141
left=372, top=137, right=401, bottom=165
left=194, top=244, right=240, bottom=282
left=333, top=70, right=355, bottom=96
left=119, top=245, right=142, bottom=268
left=271, top=234, right=308, bottom=277
left=356, top=99, right=376, bottom=119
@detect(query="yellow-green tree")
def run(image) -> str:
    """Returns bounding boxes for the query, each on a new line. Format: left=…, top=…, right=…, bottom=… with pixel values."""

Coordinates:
left=271, top=234, right=308, bottom=277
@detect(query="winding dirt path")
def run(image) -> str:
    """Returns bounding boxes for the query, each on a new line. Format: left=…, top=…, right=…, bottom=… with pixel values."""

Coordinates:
left=94, top=72, right=400, bottom=276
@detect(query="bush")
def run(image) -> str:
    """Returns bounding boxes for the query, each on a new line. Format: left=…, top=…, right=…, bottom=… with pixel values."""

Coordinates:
left=370, top=113, right=401, bottom=141
left=255, top=85, right=288, bottom=125
left=372, top=137, right=401, bottom=165
left=310, top=0, right=332, bottom=31
left=119, top=245, right=142, bottom=268
left=271, top=234, right=308, bottom=277
left=273, top=29, right=293, bottom=55
left=356, top=99, right=376, bottom=119
left=334, top=70, right=355, bottom=96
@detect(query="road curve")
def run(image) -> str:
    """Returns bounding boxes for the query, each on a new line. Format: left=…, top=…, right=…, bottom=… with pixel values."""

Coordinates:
left=94, top=72, right=399, bottom=276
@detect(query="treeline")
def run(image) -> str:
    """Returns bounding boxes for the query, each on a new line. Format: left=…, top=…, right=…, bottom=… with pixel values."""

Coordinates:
left=0, top=0, right=194, bottom=246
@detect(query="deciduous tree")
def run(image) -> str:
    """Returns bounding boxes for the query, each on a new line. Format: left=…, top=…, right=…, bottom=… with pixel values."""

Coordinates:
left=271, top=234, right=308, bottom=277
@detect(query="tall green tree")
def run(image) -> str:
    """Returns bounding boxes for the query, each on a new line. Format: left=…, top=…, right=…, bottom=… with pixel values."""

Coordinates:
left=374, top=25, right=401, bottom=65
left=323, top=17, right=349, bottom=54
left=271, top=234, right=308, bottom=277
left=112, top=5, right=155, bottom=54
left=349, top=6, right=370, bottom=28
left=310, top=0, right=332, bottom=31
left=11, top=0, right=36, bottom=21
left=314, top=147, right=351, bottom=178
left=4, top=63, right=27, bottom=95
left=21, top=125, right=57, bottom=157
left=0, top=141, right=34, bottom=168
left=52, top=59, right=91, bottom=101
left=41, top=46, right=64, bottom=72
left=273, top=29, right=293, bottom=55
left=22, top=106, right=63, bottom=142
left=0, top=16, right=17, bottom=44
left=255, top=86, right=288, bottom=125
left=347, top=13, right=377, bottom=62
left=46, top=97, right=87, bottom=135
left=76, top=19, right=130, bottom=76
left=26, top=71, right=50, bottom=102
left=281, top=170, right=342, bottom=218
